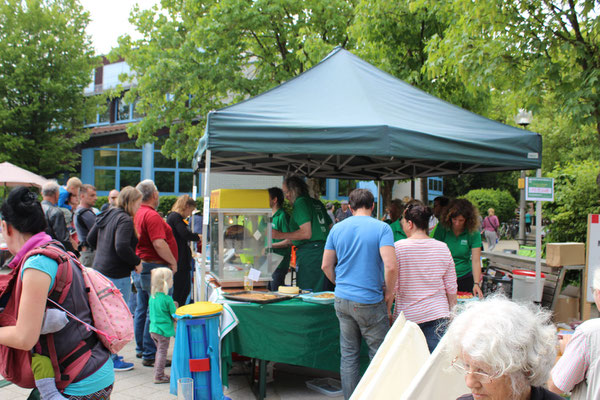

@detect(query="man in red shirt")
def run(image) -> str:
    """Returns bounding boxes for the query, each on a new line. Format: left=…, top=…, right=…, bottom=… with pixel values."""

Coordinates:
left=133, top=179, right=178, bottom=367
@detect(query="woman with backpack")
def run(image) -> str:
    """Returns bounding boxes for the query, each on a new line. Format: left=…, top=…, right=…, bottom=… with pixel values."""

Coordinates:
left=87, top=186, right=143, bottom=372
left=0, top=186, right=114, bottom=398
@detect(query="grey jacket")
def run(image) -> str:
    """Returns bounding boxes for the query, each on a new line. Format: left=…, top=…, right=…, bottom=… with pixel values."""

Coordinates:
left=41, top=200, right=75, bottom=253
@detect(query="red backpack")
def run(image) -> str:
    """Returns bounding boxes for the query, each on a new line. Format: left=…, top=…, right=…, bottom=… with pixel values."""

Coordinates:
left=0, top=242, right=129, bottom=389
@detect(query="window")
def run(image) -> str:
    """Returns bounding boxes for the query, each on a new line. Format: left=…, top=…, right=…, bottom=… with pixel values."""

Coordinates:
left=155, top=171, right=175, bottom=193
left=120, top=170, right=140, bottom=188
left=179, top=172, right=194, bottom=193
left=97, top=99, right=111, bottom=124
left=94, top=149, right=117, bottom=167
left=116, top=98, right=130, bottom=121
left=95, top=170, right=116, bottom=191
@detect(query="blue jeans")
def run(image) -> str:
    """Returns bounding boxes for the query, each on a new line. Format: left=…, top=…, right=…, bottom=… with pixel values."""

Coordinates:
left=418, top=318, right=448, bottom=353
left=107, top=275, right=132, bottom=361
left=132, top=264, right=162, bottom=360
left=334, top=297, right=389, bottom=400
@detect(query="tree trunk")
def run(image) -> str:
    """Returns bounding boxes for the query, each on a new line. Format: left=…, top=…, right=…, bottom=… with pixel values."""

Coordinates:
left=307, top=178, right=321, bottom=199
left=420, top=177, right=428, bottom=203
left=381, top=180, right=394, bottom=210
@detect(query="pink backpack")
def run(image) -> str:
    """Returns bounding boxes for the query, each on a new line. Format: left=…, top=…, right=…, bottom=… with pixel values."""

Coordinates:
left=44, top=245, right=134, bottom=354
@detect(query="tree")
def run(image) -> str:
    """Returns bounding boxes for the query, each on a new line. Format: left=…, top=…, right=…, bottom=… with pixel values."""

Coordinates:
left=421, top=0, right=600, bottom=179
left=116, top=0, right=357, bottom=162
left=0, top=0, right=98, bottom=177
left=544, top=159, right=599, bottom=243
left=463, top=188, right=518, bottom=223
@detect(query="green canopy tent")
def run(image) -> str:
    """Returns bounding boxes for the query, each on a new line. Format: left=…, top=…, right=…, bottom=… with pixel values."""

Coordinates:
left=191, top=47, right=542, bottom=301
left=193, top=47, right=541, bottom=180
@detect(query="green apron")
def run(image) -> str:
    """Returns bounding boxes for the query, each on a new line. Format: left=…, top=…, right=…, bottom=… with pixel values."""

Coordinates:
left=295, top=241, right=327, bottom=291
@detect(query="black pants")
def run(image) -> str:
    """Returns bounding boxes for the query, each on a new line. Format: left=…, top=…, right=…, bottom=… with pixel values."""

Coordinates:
left=457, top=272, right=474, bottom=293
left=173, top=267, right=191, bottom=306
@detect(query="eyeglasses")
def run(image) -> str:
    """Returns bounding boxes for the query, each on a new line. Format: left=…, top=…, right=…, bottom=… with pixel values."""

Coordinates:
left=451, top=358, right=497, bottom=383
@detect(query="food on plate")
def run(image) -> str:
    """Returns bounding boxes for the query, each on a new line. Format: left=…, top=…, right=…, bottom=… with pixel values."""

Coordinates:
left=279, top=286, right=300, bottom=294
left=314, top=293, right=335, bottom=299
left=457, top=291, right=474, bottom=299
left=235, top=293, right=278, bottom=301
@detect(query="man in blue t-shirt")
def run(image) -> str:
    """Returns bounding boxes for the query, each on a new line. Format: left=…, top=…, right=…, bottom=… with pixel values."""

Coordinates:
left=321, top=189, right=398, bottom=400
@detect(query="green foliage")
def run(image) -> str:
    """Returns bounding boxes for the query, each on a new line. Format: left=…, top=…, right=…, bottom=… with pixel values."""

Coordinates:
left=544, top=160, right=600, bottom=243
left=157, top=195, right=204, bottom=217
left=116, top=0, right=357, bottom=161
left=463, top=189, right=517, bottom=224
left=444, top=171, right=521, bottom=200
left=0, top=0, right=99, bottom=177
left=96, top=196, right=108, bottom=211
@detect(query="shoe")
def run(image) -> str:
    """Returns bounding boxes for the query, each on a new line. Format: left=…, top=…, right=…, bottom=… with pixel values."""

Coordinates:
left=113, top=359, right=134, bottom=371
left=142, top=359, right=172, bottom=367
left=154, top=376, right=170, bottom=384
left=136, top=352, right=142, bottom=359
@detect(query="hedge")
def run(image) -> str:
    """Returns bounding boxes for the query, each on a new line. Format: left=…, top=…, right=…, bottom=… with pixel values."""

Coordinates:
left=463, top=189, right=517, bottom=224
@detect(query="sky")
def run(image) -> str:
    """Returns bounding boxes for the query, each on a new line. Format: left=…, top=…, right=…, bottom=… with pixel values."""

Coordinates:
left=80, top=0, right=160, bottom=55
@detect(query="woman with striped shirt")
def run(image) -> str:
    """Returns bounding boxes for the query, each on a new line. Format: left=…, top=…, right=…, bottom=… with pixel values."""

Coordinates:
left=393, top=201, right=457, bottom=352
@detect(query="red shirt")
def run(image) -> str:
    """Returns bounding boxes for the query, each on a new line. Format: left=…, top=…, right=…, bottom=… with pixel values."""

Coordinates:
left=134, top=204, right=178, bottom=264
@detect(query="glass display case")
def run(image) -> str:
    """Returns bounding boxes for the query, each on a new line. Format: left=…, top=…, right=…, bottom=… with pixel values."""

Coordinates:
left=207, top=189, right=278, bottom=287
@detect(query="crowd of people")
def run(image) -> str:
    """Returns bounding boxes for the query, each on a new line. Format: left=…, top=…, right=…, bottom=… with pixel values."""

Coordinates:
left=0, top=175, right=599, bottom=400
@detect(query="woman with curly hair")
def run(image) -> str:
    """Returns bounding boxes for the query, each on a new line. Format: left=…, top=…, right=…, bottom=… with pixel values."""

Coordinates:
left=433, top=198, right=483, bottom=297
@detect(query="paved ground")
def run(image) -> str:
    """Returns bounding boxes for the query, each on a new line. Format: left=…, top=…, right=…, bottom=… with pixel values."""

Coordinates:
left=0, top=336, right=341, bottom=399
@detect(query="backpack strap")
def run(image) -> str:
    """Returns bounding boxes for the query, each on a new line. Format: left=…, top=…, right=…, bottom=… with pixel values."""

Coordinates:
left=23, top=242, right=73, bottom=304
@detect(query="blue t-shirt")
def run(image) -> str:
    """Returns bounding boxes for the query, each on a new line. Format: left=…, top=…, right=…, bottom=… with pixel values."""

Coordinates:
left=58, top=186, right=71, bottom=210
left=21, top=254, right=114, bottom=395
left=325, top=216, right=394, bottom=304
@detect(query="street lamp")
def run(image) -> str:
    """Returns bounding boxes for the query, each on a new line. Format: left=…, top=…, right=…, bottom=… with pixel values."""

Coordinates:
left=515, top=109, right=532, bottom=245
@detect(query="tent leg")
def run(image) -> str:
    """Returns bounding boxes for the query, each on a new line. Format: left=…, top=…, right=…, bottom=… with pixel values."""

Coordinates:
left=377, top=181, right=381, bottom=219
left=190, top=173, right=198, bottom=303
left=535, top=168, right=542, bottom=302
left=199, top=150, right=212, bottom=302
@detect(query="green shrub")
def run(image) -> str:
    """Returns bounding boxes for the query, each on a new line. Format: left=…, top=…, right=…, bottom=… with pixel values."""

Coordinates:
left=544, top=159, right=600, bottom=243
left=157, top=195, right=204, bottom=216
left=96, top=196, right=108, bottom=210
left=463, top=189, right=517, bottom=223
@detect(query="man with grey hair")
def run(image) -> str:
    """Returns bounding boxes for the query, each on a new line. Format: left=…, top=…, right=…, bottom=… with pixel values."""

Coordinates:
left=100, top=189, right=119, bottom=212
left=133, top=179, right=178, bottom=367
left=549, top=267, right=600, bottom=399
left=41, top=180, right=76, bottom=253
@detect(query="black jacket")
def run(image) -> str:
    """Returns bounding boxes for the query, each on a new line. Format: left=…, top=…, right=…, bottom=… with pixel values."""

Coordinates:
left=166, top=212, right=200, bottom=272
left=87, top=207, right=140, bottom=279
left=41, top=200, right=76, bottom=253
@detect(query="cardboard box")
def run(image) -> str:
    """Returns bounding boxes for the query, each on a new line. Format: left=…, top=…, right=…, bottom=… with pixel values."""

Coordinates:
left=546, top=242, right=585, bottom=266
left=553, top=295, right=579, bottom=323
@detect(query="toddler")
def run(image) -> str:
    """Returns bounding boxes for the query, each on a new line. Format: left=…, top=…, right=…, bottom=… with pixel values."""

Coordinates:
left=149, top=267, right=176, bottom=384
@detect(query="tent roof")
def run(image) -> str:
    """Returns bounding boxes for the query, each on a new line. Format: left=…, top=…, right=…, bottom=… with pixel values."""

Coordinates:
left=194, top=47, right=541, bottom=180
left=0, top=162, right=48, bottom=188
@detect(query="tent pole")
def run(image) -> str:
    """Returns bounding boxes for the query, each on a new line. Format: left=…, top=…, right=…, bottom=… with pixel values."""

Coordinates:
left=535, top=168, right=542, bottom=303
left=199, top=150, right=212, bottom=302
left=190, top=173, right=197, bottom=303
left=377, top=181, right=381, bottom=219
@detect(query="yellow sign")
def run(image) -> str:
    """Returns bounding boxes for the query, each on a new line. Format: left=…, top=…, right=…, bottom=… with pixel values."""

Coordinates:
left=518, top=178, right=525, bottom=189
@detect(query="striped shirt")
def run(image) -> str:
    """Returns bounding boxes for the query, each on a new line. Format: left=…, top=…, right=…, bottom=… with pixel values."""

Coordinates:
left=393, top=238, right=457, bottom=324
left=551, top=318, right=600, bottom=400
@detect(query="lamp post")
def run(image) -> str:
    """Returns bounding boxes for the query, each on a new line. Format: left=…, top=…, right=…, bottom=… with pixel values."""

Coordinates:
left=515, top=110, right=533, bottom=245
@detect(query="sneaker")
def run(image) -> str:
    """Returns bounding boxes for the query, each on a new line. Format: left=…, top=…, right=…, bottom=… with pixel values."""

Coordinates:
left=136, top=352, right=142, bottom=359
left=113, top=359, right=134, bottom=372
left=154, top=376, right=170, bottom=384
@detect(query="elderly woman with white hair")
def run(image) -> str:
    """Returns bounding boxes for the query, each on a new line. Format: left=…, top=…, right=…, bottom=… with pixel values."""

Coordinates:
left=446, top=297, right=563, bottom=400
left=548, top=268, right=600, bottom=399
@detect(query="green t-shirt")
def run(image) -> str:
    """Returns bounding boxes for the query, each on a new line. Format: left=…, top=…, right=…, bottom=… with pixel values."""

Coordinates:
left=389, top=219, right=407, bottom=242
left=271, top=208, right=291, bottom=259
left=149, top=292, right=176, bottom=337
left=433, top=226, right=482, bottom=277
left=290, top=195, right=332, bottom=246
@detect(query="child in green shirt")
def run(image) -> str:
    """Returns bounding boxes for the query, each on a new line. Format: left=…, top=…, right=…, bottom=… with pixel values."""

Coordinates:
left=149, top=267, right=177, bottom=384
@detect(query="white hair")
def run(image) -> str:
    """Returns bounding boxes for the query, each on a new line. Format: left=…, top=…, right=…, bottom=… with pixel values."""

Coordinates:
left=41, top=180, right=60, bottom=197
left=150, top=267, right=173, bottom=297
left=593, top=268, right=600, bottom=291
left=445, top=296, right=557, bottom=396
left=136, top=179, right=157, bottom=202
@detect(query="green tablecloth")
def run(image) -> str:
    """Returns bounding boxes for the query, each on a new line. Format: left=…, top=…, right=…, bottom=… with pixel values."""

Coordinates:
left=221, top=298, right=369, bottom=386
